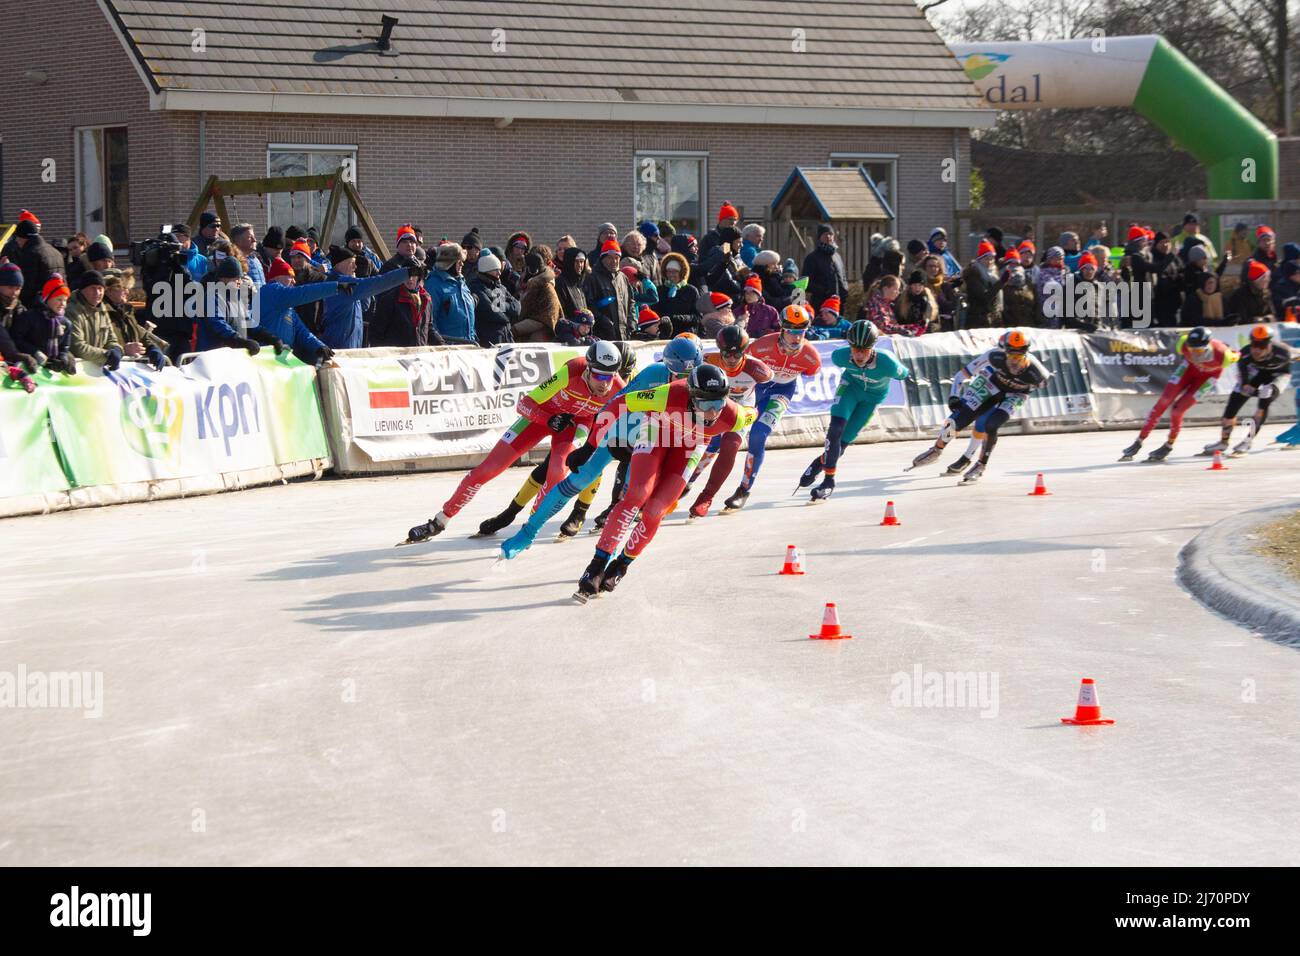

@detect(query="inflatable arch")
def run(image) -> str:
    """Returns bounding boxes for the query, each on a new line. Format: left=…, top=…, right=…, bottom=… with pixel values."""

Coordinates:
left=949, top=36, right=1278, bottom=199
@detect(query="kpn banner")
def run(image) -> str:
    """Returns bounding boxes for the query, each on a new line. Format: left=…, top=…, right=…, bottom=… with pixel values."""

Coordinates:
left=36, top=348, right=328, bottom=489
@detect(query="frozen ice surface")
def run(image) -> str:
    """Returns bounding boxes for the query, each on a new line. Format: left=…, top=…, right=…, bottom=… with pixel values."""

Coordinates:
left=2, top=426, right=1298, bottom=865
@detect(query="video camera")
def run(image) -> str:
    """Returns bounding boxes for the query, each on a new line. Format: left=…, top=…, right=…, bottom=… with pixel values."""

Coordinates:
left=129, top=224, right=185, bottom=272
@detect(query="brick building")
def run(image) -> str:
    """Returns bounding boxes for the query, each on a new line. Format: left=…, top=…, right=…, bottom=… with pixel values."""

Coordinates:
left=0, top=0, right=992, bottom=266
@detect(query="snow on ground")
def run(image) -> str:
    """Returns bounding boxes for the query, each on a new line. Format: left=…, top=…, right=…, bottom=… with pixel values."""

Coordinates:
left=2, top=425, right=1299, bottom=865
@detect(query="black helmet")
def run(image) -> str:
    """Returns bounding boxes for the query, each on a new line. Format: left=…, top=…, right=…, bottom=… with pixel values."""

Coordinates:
left=716, top=326, right=749, bottom=367
left=615, top=340, right=638, bottom=378
left=687, top=364, right=729, bottom=405
left=1186, top=326, right=1212, bottom=349
left=847, top=320, right=879, bottom=349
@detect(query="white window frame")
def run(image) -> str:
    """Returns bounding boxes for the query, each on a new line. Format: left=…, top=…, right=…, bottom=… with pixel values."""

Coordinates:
left=829, top=152, right=898, bottom=221
left=74, top=124, right=130, bottom=251
left=265, top=144, right=359, bottom=235
left=633, top=150, right=709, bottom=237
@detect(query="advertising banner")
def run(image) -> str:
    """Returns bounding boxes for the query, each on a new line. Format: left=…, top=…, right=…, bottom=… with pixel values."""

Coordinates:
left=784, top=339, right=907, bottom=416
left=0, top=378, right=68, bottom=497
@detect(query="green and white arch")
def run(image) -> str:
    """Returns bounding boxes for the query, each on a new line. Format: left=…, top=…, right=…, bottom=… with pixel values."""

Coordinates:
left=949, top=35, right=1278, bottom=199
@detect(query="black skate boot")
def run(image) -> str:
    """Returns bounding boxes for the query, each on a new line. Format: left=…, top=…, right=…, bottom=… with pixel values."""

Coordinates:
left=943, top=454, right=971, bottom=476
left=592, top=502, right=614, bottom=531
left=574, top=554, right=608, bottom=604
left=1118, top=438, right=1143, bottom=462
left=558, top=502, right=589, bottom=539
left=598, top=554, right=632, bottom=594
left=959, top=461, right=986, bottom=484
left=795, top=457, right=823, bottom=494
left=400, top=513, right=446, bottom=546
left=722, top=485, right=751, bottom=513
left=809, top=476, right=835, bottom=503
left=475, top=501, right=522, bottom=537
left=1144, top=441, right=1174, bottom=463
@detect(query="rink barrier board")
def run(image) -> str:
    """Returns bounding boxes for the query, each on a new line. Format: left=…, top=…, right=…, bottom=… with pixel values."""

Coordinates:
left=2, top=325, right=1293, bottom=514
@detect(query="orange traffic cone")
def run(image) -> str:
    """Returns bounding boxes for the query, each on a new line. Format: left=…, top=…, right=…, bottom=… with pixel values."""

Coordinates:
left=809, top=602, right=852, bottom=640
left=778, top=545, right=806, bottom=575
left=1206, top=451, right=1228, bottom=471
left=1027, top=472, right=1052, bottom=496
left=879, top=500, right=901, bottom=526
left=1060, top=678, right=1115, bottom=726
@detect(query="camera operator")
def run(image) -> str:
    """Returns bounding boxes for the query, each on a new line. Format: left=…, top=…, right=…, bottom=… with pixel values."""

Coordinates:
left=133, top=225, right=194, bottom=363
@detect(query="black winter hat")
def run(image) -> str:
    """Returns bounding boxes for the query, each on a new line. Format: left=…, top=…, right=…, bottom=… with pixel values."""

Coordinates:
left=78, top=270, right=106, bottom=289
left=327, top=245, right=355, bottom=266
left=86, top=242, right=113, bottom=262
left=524, top=250, right=545, bottom=276
left=216, top=257, right=243, bottom=280
left=718, top=225, right=742, bottom=244
left=461, top=228, right=482, bottom=250
left=199, top=211, right=221, bottom=229
left=816, top=224, right=834, bottom=239
left=907, top=270, right=925, bottom=285
left=262, top=226, right=285, bottom=249
left=0, top=263, right=23, bottom=287
left=16, top=220, right=39, bottom=238
left=170, top=222, right=191, bottom=237
left=906, top=239, right=926, bottom=256
left=345, top=225, right=364, bottom=243
left=285, top=225, right=306, bottom=243
left=986, top=226, right=1003, bottom=243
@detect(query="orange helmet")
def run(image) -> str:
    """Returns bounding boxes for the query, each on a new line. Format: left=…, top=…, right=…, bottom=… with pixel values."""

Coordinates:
left=1249, top=324, right=1274, bottom=346
left=999, top=329, right=1030, bottom=353
left=674, top=331, right=701, bottom=345
left=781, top=304, right=810, bottom=330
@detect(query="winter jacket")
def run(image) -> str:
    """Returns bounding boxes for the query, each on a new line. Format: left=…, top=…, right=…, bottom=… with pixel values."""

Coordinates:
left=654, top=252, right=700, bottom=328
left=66, top=294, right=123, bottom=364
left=737, top=300, right=780, bottom=339
left=424, top=267, right=477, bottom=343
left=291, top=265, right=330, bottom=336
left=1002, top=285, right=1038, bottom=328
left=582, top=265, right=635, bottom=340
left=960, top=262, right=1004, bottom=328
left=556, top=248, right=589, bottom=320
left=1226, top=283, right=1273, bottom=323
left=371, top=283, right=442, bottom=347
left=107, top=300, right=169, bottom=354
left=16, top=235, right=66, bottom=308
left=802, top=244, right=849, bottom=311
left=554, top=318, right=596, bottom=346
left=246, top=281, right=334, bottom=361
left=897, top=287, right=939, bottom=334
left=245, top=254, right=266, bottom=290
left=928, top=239, right=962, bottom=277
left=469, top=273, right=520, bottom=346
left=515, top=267, right=561, bottom=342
left=320, top=268, right=406, bottom=349
left=180, top=243, right=209, bottom=281
left=1148, top=251, right=1184, bottom=326
left=740, top=240, right=762, bottom=268
left=808, top=317, right=851, bottom=341
left=697, top=245, right=744, bottom=301
left=11, top=303, right=73, bottom=365
left=1181, top=287, right=1224, bottom=325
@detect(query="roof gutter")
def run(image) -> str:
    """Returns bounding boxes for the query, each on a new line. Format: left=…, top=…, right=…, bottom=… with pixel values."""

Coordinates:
left=154, top=88, right=997, bottom=129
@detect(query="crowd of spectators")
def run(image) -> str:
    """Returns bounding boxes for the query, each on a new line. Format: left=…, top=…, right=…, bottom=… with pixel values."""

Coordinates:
left=3, top=203, right=1298, bottom=388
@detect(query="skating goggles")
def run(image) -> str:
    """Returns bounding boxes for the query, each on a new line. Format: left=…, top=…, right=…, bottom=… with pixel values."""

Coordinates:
left=693, top=398, right=727, bottom=414
left=588, top=372, right=615, bottom=382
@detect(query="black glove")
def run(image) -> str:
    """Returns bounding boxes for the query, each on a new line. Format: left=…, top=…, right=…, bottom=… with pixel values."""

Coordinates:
left=566, top=442, right=596, bottom=471
left=14, top=352, right=38, bottom=374
left=314, top=346, right=334, bottom=366
left=53, top=354, right=77, bottom=375
left=146, top=346, right=167, bottom=371
left=547, top=413, right=575, bottom=433
left=271, top=337, right=287, bottom=356
left=102, top=346, right=123, bottom=371
left=231, top=337, right=260, bottom=355
left=947, top=395, right=963, bottom=412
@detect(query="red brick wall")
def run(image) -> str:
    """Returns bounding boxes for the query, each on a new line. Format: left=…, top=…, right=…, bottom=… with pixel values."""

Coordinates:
left=2, top=1, right=972, bottom=264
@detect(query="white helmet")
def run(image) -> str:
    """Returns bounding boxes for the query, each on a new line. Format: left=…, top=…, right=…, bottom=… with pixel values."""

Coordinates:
left=585, top=340, right=622, bottom=375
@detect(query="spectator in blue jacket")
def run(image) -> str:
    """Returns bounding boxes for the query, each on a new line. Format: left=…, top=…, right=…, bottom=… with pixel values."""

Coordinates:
left=249, top=256, right=344, bottom=364
left=424, top=242, right=477, bottom=344
left=229, top=224, right=266, bottom=289
left=171, top=223, right=209, bottom=280
left=928, top=228, right=961, bottom=277
left=739, top=224, right=766, bottom=267
left=320, top=246, right=407, bottom=349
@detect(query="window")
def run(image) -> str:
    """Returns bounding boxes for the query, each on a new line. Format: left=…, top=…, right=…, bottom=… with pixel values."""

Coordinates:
left=634, top=153, right=707, bottom=237
left=830, top=154, right=897, bottom=218
left=76, top=127, right=129, bottom=248
left=266, top=146, right=357, bottom=247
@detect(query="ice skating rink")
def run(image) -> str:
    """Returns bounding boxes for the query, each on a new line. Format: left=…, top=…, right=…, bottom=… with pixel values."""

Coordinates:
left=3, top=425, right=1299, bottom=866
